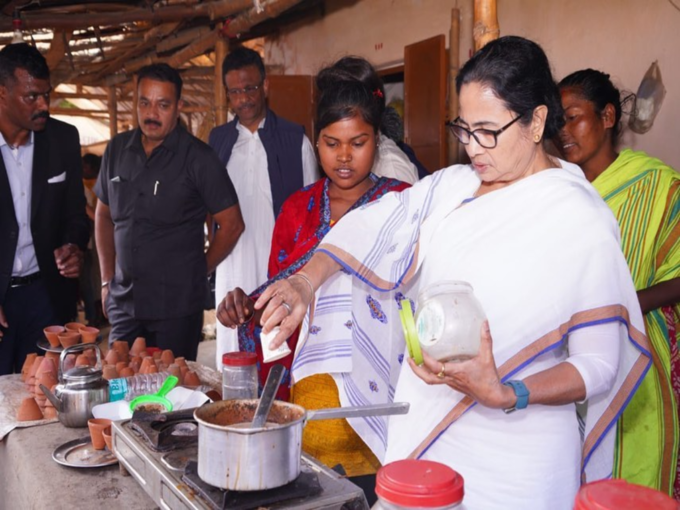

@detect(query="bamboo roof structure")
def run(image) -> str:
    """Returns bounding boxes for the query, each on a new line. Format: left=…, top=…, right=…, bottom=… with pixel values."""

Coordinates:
left=0, top=0, right=322, bottom=144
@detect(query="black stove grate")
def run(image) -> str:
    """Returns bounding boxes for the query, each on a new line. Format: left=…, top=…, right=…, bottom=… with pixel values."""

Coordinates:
left=182, top=461, right=323, bottom=510
left=129, top=408, right=199, bottom=451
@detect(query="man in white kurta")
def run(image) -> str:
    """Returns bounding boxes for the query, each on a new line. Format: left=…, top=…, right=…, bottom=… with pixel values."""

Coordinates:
left=209, top=47, right=318, bottom=366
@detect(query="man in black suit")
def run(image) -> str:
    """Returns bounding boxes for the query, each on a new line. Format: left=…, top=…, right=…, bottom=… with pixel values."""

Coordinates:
left=0, top=43, right=89, bottom=375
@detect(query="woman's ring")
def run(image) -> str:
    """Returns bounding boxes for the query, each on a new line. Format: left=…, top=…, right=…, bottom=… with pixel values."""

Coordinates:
left=281, top=302, right=292, bottom=316
left=437, top=363, right=446, bottom=379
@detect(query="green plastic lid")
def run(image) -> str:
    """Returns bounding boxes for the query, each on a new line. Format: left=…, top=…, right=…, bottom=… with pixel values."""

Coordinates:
left=399, top=299, right=423, bottom=365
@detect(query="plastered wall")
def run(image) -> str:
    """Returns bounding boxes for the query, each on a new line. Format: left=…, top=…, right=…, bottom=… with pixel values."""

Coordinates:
left=265, top=0, right=680, bottom=168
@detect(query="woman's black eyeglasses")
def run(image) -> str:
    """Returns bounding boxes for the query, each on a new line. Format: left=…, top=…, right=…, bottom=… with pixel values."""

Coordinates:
left=446, top=114, right=525, bottom=149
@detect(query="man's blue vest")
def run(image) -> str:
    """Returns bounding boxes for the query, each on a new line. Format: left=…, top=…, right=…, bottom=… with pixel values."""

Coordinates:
left=208, top=109, right=306, bottom=217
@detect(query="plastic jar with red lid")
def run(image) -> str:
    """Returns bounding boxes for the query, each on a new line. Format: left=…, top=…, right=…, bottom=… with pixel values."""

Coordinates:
left=221, top=352, right=258, bottom=400
left=371, top=459, right=465, bottom=510
left=574, top=479, right=678, bottom=510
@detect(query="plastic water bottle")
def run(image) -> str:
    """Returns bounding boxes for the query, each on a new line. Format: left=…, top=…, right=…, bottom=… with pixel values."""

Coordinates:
left=108, top=372, right=170, bottom=402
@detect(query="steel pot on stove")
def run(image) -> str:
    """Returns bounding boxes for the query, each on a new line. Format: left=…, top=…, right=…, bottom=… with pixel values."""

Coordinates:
left=194, top=399, right=409, bottom=491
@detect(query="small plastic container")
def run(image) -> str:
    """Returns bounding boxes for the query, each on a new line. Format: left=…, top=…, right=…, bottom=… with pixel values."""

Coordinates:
left=574, top=479, right=678, bottom=510
left=222, top=352, right=258, bottom=400
left=414, top=281, right=486, bottom=362
left=108, top=372, right=170, bottom=402
left=372, top=459, right=464, bottom=509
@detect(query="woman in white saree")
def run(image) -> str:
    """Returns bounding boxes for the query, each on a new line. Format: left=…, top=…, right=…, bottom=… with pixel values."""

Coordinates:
left=253, top=36, right=651, bottom=510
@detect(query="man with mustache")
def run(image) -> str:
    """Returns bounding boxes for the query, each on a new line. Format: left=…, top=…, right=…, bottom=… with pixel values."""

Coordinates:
left=209, top=47, right=318, bottom=365
left=0, top=43, right=89, bottom=375
left=95, top=64, right=244, bottom=360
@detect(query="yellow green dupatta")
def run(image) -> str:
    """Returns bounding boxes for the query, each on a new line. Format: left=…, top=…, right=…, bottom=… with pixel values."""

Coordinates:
left=593, top=148, right=680, bottom=495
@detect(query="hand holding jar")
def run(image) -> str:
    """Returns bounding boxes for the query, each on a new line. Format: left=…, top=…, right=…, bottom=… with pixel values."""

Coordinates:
left=407, top=321, right=516, bottom=410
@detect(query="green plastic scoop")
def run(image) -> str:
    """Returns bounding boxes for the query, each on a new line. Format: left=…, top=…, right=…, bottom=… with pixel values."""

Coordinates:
left=399, top=299, right=423, bottom=365
left=129, top=375, right=179, bottom=414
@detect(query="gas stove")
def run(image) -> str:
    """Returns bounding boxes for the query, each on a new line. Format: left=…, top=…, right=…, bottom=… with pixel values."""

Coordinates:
left=111, top=408, right=369, bottom=510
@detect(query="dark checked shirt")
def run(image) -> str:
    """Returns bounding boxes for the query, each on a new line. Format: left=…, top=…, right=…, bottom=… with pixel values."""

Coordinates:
left=95, top=124, right=238, bottom=319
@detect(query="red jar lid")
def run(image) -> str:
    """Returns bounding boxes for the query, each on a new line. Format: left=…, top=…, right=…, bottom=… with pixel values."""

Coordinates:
left=146, top=347, right=161, bottom=355
left=222, top=352, right=257, bottom=366
left=376, top=459, right=464, bottom=508
left=575, top=479, right=678, bottom=510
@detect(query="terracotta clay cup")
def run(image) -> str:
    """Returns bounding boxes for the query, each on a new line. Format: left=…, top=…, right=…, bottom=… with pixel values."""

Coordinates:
left=130, top=337, right=147, bottom=356
left=104, top=349, right=119, bottom=366
left=115, top=361, right=128, bottom=373
left=44, top=351, right=61, bottom=365
left=88, top=418, right=112, bottom=450
left=102, top=365, right=119, bottom=381
left=38, top=372, right=58, bottom=394
left=43, top=407, right=58, bottom=420
left=112, top=340, right=130, bottom=360
left=75, top=354, right=91, bottom=367
left=17, top=397, right=44, bottom=421
left=179, top=366, right=189, bottom=380
left=102, top=427, right=114, bottom=452
left=160, top=349, right=175, bottom=366
left=43, top=325, right=65, bottom=348
left=119, top=367, right=135, bottom=378
left=26, top=356, right=44, bottom=390
left=80, top=326, right=99, bottom=344
left=139, top=357, right=155, bottom=374
left=168, top=364, right=182, bottom=385
left=20, top=353, right=38, bottom=382
left=183, top=371, right=200, bottom=388
left=64, top=321, right=85, bottom=332
left=174, top=357, right=187, bottom=368
left=27, top=355, right=44, bottom=380
left=58, top=332, right=81, bottom=348
left=62, top=354, right=77, bottom=373
left=35, top=357, right=57, bottom=379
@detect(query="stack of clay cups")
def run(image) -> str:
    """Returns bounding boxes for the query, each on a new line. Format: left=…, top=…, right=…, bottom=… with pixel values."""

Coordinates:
left=95, top=337, right=198, bottom=387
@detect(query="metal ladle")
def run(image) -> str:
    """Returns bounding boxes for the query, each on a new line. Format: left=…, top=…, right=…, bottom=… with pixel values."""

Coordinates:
left=251, top=364, right=285, bottom=428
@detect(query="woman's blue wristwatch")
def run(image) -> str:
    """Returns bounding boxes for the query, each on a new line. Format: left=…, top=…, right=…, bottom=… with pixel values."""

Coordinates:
left=502, top=380, right=530, bottom=414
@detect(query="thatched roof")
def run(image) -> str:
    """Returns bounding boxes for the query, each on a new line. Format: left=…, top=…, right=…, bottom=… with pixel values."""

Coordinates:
left=0, top=0, right=322, bottom=140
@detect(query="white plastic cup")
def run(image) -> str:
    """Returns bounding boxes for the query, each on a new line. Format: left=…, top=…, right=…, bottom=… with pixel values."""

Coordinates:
left=260, top=327, right=292, bottom=363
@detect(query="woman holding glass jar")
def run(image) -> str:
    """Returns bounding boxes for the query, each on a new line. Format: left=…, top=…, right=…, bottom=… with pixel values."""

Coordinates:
left=252, top=36, right=651, bottom=510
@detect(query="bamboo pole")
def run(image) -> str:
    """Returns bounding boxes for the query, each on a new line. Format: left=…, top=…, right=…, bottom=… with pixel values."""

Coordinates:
left=448, top=8, right=460, bottom=165
left=156, top=26, right=213, bottom=53
left=166, top=29, right=219, bottom=68
left=223, top=0, right=305, bottom=37
left=108, top=87, right=118, bottom=138
left=214, top=30, right=228, bottom=127
left=473, top=0, right=500, bottom=52
left=2, top=0, right=254, bottom=30
left=132, top=75, right=139, bottom=129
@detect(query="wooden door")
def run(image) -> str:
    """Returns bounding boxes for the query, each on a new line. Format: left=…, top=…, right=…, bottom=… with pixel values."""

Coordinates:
left=404, top=35, right=447, bottom=173
left=266, top=75, right=316, bottom=145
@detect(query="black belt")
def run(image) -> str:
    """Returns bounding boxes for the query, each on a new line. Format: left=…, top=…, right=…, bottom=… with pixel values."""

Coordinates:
left=10, top=272, right=41, bottom=288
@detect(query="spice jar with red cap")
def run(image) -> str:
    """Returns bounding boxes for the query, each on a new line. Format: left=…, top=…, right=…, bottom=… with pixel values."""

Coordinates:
left=371, top=459, right=465, bottom=510
left=574, top=479, right=678, bottom=510
left=222, top=352, right=258, bottom=400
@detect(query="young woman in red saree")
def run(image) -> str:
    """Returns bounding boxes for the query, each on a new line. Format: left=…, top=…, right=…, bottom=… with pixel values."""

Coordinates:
left=217, top=58, right=409, bottom=482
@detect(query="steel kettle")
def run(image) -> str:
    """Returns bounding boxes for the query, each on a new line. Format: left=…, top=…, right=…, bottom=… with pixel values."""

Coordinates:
left=40, top=343, right=109, bottom=427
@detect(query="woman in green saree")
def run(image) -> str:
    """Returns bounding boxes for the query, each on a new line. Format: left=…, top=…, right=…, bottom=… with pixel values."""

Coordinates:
left=557, top=68, right=680, bottom=497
